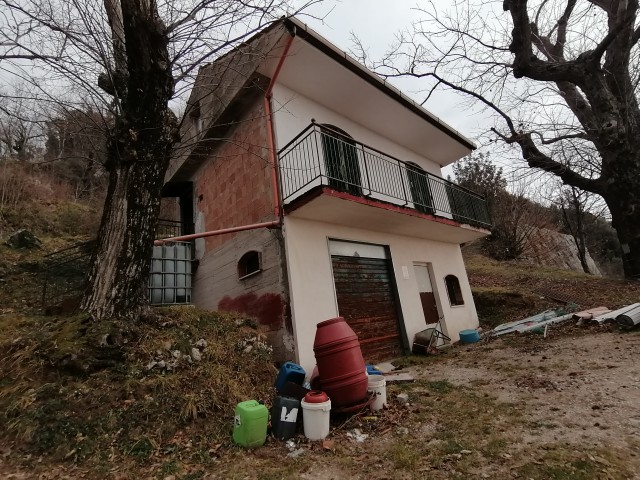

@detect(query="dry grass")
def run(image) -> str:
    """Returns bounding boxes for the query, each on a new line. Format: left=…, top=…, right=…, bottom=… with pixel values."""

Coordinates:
left=0, top=306, right=277, bottom=469
left=1, top=240, right=639, bottom=478
left=465, top=251, right=640, bottom=328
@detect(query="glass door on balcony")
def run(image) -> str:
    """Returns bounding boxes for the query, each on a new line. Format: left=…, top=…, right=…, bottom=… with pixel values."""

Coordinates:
left=320, top=125, right=362, bottom=196
left=406, top=162, right=434, bottom=214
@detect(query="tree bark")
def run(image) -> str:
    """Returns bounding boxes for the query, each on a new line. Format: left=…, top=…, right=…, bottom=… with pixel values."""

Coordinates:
left=604, top=181, right=640, bottom=280
left=81, top=0, right=178, bottom=320
left=500, top=0, right=640, bottom=279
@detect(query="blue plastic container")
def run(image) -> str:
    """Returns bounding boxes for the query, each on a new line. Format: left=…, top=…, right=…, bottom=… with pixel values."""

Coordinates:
left=366, top=364, right=382, bottom=376
left=274, top=362, right=306, bottom=394
left=459, top=329, right=481, bottom=344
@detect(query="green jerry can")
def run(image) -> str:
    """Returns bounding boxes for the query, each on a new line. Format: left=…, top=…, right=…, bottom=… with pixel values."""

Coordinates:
left=232, top=400, right=268, bottom=448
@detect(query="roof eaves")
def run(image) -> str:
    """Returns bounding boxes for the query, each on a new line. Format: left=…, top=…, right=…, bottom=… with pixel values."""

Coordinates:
left=284, top=17, right=476, bottom=151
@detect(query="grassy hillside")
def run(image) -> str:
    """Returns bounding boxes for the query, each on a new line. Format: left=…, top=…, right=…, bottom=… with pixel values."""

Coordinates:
left=465, top=248, right=640, bottom=329
left=2, top=247, right=638, bottom=478
left=1, top=207, right=639, bottom=478
left=0, top=307, right=276, bottom=474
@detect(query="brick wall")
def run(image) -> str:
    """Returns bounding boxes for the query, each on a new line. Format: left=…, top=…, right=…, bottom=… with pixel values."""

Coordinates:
left=166, top=24, right=285, bottom=182
left=194, top=99, right=274, bottom=252
left=190, top=98, right=294, bottom=362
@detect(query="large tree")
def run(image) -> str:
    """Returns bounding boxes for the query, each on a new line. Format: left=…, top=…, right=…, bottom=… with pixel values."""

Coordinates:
left=371, top=0, right=640, bottom=279
left=0, top=0, right=312, bottom=320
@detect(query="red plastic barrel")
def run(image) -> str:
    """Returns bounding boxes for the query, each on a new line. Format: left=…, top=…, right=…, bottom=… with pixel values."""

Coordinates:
left=313, top=317, right=368, bottom=407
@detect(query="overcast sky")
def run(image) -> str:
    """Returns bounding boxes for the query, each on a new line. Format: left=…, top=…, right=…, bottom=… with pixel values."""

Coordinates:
left=295, top=0, right=491, bottom=144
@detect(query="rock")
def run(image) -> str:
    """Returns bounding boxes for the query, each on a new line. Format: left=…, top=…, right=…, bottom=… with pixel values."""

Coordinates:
left=521, top=227, right=601, bottom=275
left=195, top=339, right=208, bottom=348
left=146, top=361, right=157, bottom=371
left=5, top=229, right=42, bottom=249
left=165, top=362, right=176, bottom=371
left=172, top=350, right=182, bottom=359
left=397, top=393, right=409, bottom=405
left=346, top=428, right=368, bottom=443
left=287, top=448, right=305, bottom=458
left=460, top=449, right=472, bottom=455
left=375, top=362, right=397, bottom=374
left=385, top=373, right=415, bottom=384
left=191, top=347, right=202, bottom=362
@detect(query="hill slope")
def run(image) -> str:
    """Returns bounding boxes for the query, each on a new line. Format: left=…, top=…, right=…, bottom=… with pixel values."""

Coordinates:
left=465, top=249, right=640, bottom=329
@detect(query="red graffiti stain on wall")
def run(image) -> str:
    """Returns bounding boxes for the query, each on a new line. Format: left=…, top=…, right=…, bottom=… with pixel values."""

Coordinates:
left=218, top=293, right=284, bottom=327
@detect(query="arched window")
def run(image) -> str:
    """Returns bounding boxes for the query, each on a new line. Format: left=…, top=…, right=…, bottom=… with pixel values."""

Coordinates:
left=444, top=274, right=464, bottom=306
left=320, top=124, right=362, bottom=196
left=238, top=251, right=261, bottom=279
left=406, top=162, right=434, bottom=214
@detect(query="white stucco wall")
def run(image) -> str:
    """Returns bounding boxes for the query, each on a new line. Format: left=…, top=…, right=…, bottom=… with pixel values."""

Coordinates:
left=283, top=216, right=479, bottom=374
left=272, top=83, right=444, bottom=177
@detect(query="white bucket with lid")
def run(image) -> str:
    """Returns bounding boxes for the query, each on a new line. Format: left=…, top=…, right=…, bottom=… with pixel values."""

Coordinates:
left=301, top=391, right=331, bottom=440
left=367, top=374, right=387, bottom=411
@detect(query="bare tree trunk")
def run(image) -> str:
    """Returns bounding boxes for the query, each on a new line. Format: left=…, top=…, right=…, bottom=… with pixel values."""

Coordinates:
left=2, top=0, right=296, bottom=319
left=561, top=188, right=591, bottom=275
left=82, top=160, right=168, bottom=320
left=607, top=193, right=640, bottom=280
left=373, top=0, right=640, bottom=279
left=81, top=0, right=178, bottom=320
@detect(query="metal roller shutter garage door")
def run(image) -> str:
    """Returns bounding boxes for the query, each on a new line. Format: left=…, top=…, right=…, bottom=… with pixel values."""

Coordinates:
left=331, top=254, right=404, bottom=362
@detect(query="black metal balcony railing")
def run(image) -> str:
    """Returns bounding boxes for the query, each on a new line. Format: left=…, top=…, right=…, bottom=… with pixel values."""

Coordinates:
left=278, top=124, right=491, bottom=229
left=155, top=219, right=184, bottom=240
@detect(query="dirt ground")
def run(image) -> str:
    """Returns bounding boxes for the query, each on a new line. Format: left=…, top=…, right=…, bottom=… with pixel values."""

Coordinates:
left=283, top=324, right=640, bottom=480
left=2, top=323, right=639, bottom=480
left=408, top=325, right=640, bottom=479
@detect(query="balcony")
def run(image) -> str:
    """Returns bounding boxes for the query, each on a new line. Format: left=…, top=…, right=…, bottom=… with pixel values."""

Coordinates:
left=278, top=124, right=491, bottom=230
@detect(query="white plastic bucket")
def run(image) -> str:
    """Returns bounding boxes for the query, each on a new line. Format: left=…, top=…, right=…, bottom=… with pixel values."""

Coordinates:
left=301, top=398, right=331, bottom=440
left=367, top=374, right=387, bottom=411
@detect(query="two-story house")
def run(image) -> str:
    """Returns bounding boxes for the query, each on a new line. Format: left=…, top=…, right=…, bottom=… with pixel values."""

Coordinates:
left=161, top=17, right=491, bottom=373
